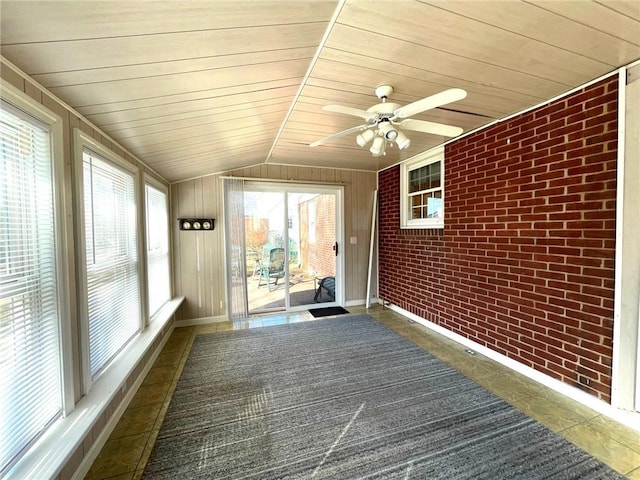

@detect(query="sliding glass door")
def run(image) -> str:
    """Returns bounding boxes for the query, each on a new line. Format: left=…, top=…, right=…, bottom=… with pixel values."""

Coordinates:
left=241, top=183, right=343, bottom=315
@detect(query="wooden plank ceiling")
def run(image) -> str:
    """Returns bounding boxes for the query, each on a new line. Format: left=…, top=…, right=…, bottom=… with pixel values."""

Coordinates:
left=1, top=1, right=639, bottom=182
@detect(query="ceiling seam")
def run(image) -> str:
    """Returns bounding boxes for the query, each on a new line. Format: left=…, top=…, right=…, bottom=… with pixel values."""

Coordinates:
left=0, top=55, right=170, bottom=184
left=264, top=0, right=347, bottom=164
left=326, top=24, right=589, bottom=87
left=423, top=0, right=638, bottom=56
left=1, top=21, right=331, bottom=46
left=39, top=56, right=316, bottom=88
left=29, top=46, right=318, bottom=76
left=73, top=77, right=305, bottom=109
left=83, top=82, right=303, bottom=115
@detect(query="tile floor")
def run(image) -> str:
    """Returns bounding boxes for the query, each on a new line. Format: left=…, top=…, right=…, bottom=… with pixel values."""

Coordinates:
left=84, top=305, right=640, bottom=479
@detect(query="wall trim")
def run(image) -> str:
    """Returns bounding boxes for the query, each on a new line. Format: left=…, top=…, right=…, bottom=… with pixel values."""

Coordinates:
left=175, top=315, right=229, bottom=327
left=346, top=299, right=367, bottom=307
left=263, top=0, right=347, bottom=163
left=220, top=175, right=348, bottom=186
left=379, top=300, right=640, bottom=433
left=611, top=67, right=627, bottom=408
left=175, top=304, right=368, bottom=323
left=611, top=63, right=640, bottom=411
left=172, top=163, right=374, bottom=185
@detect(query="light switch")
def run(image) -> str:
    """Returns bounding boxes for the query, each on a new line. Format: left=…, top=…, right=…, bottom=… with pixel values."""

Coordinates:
left=350, top=236, right=357, bottom=244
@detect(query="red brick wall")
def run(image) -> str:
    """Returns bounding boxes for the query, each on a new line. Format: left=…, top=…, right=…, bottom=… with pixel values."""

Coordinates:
left=315, top=194, right=337, bottom=276
left=378, top=77, right=618, bottom=402
left=299, top=194, right=336, bottom=277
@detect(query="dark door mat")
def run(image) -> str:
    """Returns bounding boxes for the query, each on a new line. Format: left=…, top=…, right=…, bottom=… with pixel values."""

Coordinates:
left=308, top=306, right=349, bottom=317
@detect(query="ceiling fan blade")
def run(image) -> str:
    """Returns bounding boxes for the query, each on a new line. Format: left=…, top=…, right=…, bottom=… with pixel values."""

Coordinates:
left=399, top=119, right=463, bottom=137
left=309, top=124, right=372, bottom=147
left=322, top=104, right=373, bottom=120
left=393, top=88, right=467, bottom=119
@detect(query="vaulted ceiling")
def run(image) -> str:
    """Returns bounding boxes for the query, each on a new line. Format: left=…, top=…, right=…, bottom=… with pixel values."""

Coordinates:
left=1, top=1, right=639, bottom=182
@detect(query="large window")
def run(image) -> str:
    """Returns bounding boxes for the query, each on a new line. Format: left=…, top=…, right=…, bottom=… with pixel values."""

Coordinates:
left=0, top=101, right=62, bottom=473
left=145, top=181, right=171, bottom=318
left=400, top=147, right=444, bottom=229
left=81, top=144, right=140, bottom=379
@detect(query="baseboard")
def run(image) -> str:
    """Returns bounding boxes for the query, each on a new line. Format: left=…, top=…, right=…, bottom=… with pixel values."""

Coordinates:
left=175, top=314, right=228, bottom=327
left=175, top=305, right=369, bottom=322
left=381, top=300, right=640, bottom=432
left=345, top=299, right=367, bottom=307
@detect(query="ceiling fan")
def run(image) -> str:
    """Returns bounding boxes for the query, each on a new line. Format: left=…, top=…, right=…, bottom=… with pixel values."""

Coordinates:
left=310, top=85, right=467, bottom=156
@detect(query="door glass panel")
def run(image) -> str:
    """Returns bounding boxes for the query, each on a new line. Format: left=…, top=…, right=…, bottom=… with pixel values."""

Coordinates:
left=288, top=192, right=336, bottom=308
left=245, top=191, right=286, bottom=313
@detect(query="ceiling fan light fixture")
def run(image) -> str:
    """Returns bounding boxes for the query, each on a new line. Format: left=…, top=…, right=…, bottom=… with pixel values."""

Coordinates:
left=356, top=129, right=375, bottom=147
left=378, top=122, right=398, bottom=141
left=370, top=135, right=385, bottom=156
left=396, top=130, right=411, bottom=150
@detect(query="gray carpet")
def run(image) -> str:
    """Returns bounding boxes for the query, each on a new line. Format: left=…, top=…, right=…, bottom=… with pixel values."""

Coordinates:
left=143, top=315, right=625, bottom=479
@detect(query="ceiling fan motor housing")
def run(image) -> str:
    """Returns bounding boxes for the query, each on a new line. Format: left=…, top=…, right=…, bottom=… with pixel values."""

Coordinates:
left=367, top=102, right=401, bottom=115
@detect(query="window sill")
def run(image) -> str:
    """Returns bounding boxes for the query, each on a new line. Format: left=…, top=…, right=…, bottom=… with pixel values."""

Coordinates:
left=5, top=296, right=184, bottom=480
left=400, top=223, right=444, bottom=230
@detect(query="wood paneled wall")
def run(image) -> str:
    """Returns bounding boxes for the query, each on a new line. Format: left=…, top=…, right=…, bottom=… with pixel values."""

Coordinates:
left=171, top=165, right=377, bottom=320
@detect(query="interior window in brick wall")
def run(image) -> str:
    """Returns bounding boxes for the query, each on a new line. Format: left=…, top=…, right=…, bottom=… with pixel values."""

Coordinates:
left=400, top=147, right=444, bottom=228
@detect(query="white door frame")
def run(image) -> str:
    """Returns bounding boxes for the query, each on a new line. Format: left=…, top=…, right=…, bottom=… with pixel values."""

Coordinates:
left=244, top=181, right=345, bottom=312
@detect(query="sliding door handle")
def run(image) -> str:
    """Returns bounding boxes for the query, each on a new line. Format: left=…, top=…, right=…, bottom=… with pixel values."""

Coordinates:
left=333, top=242, right=338, bottom=256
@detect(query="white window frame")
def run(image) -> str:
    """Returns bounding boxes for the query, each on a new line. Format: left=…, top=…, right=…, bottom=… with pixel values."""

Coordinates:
left=0, top=79, right=73, bottom=473
left=400, top=147, right=445, bottom=229
left=73, top=129, right=143, bottom=393
left=143, top=175, right=172, bottom=320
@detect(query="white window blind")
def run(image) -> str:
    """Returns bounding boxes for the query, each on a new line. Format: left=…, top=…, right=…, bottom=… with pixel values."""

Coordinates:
left=83, top=149, right=140, bottom=378
left=145, top=183, right=170, bottom=318
left=0, top=102, right=62, bottom=473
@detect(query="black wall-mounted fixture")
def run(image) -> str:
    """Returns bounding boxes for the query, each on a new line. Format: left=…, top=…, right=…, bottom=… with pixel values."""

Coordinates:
left=178, top=218, right=215, bottom=231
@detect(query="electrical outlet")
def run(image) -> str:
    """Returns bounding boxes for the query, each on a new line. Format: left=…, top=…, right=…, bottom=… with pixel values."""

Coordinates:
left=350, top=236, right=357, bottom=244
left=578, top=375, right=591, bottom=386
